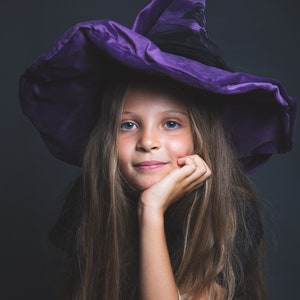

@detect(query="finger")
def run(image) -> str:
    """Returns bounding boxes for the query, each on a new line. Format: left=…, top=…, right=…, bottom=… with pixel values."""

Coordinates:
left=182, top=168, right=210, bottom=189
left=177, top=156, right=195, bottom=167
left=189, top=154, right=205, bottom=167
left=176, top=155, right=212, bottom=187
left=201, top=159, right=212, bottom=178
left=191, top=155, right=211, bottom=176
left=178, top=157, right=198, bottom=177
left=178, top=155, right=203, bottom=168
left=176, top=156, right=208, bottom=182
left=193, top=155, right=202, bottom=165
left=163, top=164, right=196, bottom=187
left=182, top=167, right=211, bottom=193
left=181, top=157, right=211, bottom=186
left=183, top=155, right=207, bottom=175
left=184, top=175, right=208, bottom=192
left=177, top=157, right=186, bottom=166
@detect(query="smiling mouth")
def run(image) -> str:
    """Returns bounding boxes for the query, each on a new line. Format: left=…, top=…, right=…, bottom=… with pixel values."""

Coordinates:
left=134, top=161, right=168, bottom=171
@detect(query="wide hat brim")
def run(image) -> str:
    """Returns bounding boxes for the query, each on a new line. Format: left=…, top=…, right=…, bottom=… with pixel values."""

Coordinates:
left=19, top=0, right=297, bottom=173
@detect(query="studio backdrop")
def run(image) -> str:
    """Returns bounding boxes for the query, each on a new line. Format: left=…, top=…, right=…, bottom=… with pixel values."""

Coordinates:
left=1, top=0, right=299, bottom=299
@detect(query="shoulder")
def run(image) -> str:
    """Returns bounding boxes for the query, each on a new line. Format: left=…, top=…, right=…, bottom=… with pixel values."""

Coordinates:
left=235, top=199, right=263, bottom=269
left=49, top=177, right=83, bottom=256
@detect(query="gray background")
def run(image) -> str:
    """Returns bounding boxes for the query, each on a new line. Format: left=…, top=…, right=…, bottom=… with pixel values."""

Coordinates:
left=1, top=0, right=299, bottom=299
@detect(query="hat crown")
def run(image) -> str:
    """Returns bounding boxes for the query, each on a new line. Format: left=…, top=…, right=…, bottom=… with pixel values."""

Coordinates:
left=133, top=0, right=229, bottom=69
left=133, top=0, right=207, bottom=36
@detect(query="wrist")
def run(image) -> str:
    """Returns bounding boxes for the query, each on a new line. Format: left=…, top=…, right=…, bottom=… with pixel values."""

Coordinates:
left=138, top=203, right=165, bottom=227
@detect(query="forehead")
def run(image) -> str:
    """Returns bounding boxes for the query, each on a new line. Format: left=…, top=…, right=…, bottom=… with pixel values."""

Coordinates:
left=123, top=83, right=188, bottom=112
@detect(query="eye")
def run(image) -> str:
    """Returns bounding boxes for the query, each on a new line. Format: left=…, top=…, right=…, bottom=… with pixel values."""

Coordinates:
left=120, top=121, right=138, bottom=130
left=164, top=120, right=180, bottom=129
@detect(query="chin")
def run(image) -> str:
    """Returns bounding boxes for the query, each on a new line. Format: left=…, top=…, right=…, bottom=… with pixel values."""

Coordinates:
left=131, top=177, right=162, bottom=192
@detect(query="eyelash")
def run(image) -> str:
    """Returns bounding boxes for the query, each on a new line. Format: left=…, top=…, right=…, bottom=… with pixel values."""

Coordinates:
left=163, top=120, right=180, bottom=129
left=120, top=120, right=181, bottom=130
left=120, top=121, right=138, bottom=130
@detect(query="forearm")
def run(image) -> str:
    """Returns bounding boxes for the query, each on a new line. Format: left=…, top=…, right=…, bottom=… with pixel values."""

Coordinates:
left=138, top=205, right=179, bottom=300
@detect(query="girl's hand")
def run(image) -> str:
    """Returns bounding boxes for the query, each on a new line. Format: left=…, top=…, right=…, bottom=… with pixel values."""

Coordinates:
left=138, top=155, right=211, bottom=300
left=139, top=155, right=211, bottom=214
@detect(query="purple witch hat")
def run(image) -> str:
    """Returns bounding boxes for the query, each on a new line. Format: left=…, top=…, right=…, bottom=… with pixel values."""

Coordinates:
left=19, top=0, right=297, bottom=172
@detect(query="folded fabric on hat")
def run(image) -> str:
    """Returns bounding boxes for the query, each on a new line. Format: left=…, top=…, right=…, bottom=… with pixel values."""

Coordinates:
left=19, top=0, right=297, bottom=172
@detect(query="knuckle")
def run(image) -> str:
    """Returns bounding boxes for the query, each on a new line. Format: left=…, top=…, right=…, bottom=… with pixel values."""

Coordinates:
left=189, top=164, right=197, bottom=172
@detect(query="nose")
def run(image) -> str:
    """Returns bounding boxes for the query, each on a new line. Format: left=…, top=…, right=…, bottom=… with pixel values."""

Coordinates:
left=136, top=128, right=161, bottom=152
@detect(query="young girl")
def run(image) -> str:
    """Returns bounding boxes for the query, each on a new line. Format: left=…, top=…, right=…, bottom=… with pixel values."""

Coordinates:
left=19, top=0, right=297, bottom=299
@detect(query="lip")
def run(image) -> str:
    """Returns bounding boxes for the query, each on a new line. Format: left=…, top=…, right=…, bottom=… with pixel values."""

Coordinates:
left=133, top=160, right=168, bottom=171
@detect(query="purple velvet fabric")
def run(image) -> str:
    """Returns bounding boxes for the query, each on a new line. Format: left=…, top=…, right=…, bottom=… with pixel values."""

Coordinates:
left=19, top=0, right=297, bottom=172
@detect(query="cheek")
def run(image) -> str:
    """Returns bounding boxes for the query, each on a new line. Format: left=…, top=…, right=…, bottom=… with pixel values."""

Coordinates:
left=117, top=137, right=129, bottom=167
left=118, top=151, right=131, bottom=184
left=167, top=135, right=194, bottom=157
left=117, top=136, right=137, bottom=175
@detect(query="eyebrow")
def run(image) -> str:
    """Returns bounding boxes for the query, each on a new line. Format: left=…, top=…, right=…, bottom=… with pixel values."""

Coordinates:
left=163, top=110, right=188, bottom=116
left=122, top=110, right=188, bottom=117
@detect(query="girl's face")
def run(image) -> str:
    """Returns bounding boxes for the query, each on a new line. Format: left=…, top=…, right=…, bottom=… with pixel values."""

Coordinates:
left=118, top=87, right=194, bottom=191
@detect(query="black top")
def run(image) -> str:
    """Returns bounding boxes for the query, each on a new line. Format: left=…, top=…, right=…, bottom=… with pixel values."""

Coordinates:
left=49, top=187, right=263, bottom=298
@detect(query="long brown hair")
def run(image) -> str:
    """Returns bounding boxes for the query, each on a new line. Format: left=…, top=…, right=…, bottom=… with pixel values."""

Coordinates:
left=59, top=75, right=266, bottom=299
